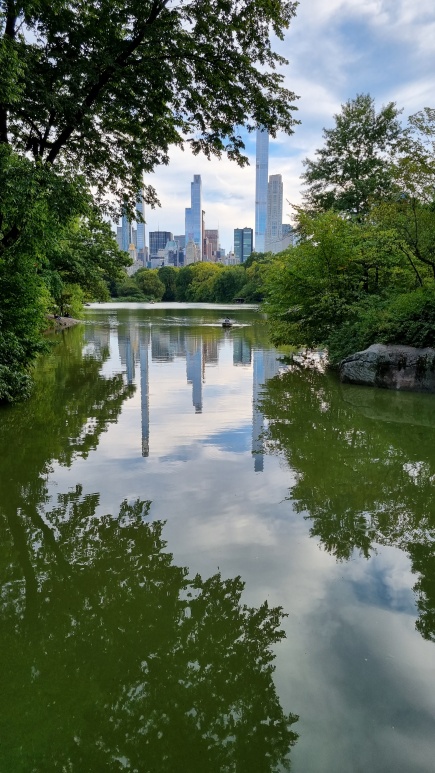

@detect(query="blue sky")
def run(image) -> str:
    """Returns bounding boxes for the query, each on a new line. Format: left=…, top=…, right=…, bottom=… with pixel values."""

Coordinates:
left=143, top=0, right=435, bottom=251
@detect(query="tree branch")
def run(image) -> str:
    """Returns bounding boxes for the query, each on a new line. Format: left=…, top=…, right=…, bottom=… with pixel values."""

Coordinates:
left=46, top=0, right=169, bottom=164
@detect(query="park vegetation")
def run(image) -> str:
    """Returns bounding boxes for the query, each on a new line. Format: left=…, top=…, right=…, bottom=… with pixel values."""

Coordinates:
left=263, top=95, right=435, bottom=363
left=0, top=0, right=299, bottom=403
left=109, top=253, right=271, bottom=304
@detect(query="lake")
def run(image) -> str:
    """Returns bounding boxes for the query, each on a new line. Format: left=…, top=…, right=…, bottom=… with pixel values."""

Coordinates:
left=1, top=303, right=435, bottom=772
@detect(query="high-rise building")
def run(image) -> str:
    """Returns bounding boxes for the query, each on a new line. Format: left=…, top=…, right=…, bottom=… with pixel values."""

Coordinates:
left=121, top=213, right=131, bottom=252
left=255, top=129, right=269, bottom=253
left=234, top=227, right=253, bottom=263
left=204, top=229, right=219, bottom=261
left=265, top=174, right=283, bottom=253
left=185, top=175, right=202, bottom=260
left=149, top=231, right=173, bottom=259
left=135, top=192, right=145, bottom=262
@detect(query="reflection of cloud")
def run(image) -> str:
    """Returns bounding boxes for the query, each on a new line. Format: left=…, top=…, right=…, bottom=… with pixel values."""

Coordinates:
left=202, top=425, right=251, bottom=454
left=47, top=309, right=435, bottom=773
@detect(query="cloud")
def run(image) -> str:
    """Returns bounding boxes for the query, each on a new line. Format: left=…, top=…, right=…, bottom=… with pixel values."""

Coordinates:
left=135, top=0, right=435, bottom=251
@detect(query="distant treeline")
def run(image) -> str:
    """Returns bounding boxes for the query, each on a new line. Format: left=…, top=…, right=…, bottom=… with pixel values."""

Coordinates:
left=108, top=254, right=270, bottom=304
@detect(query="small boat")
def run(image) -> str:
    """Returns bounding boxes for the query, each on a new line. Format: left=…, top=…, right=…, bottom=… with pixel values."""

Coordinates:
left=222, top=318, right=233, bottom=328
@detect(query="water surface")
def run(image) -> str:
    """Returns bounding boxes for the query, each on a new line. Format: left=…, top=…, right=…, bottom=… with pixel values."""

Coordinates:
left=1, top=303, right=435, bottom=772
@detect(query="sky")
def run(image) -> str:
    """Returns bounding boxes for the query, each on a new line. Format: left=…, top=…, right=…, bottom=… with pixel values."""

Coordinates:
left=142, top=0, right=435, bottom=252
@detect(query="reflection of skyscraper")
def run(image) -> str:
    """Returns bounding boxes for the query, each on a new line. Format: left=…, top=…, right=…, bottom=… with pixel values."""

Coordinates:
left=151, top=329, right=174, bottom=362
left=233, top=336, right=252, bottom=366
left=186, top=337, right=203, bottom=413
left=252, top=350, right=265, bottom=472
left=118, top=323, right=138, bottom=385
left=139, top=328, right=150, bottom=457
left=203, top=337, right=218, bottom=365
left=255, top=129, right=269, bottom=253
left=252, top=349, right=281, bottom=472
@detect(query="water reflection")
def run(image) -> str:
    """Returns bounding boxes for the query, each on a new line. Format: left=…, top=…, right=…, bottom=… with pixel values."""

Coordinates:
left=0, top=320, right=299, bottom=771
left=1, top=495, right=298, bottom=771
left=91, top=314, right=282, bottom=469
left=259, top=365, right=435, bottom=643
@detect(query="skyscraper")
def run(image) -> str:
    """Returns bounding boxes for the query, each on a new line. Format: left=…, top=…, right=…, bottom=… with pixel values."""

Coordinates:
left=185, top=175, right=202, bottom=260
left=121, top=213, right=131, bottom=252
left=204, top=229, right=219, bottom=261
left=255, top=129, right=269, bottom=253
left=234, top=227, right=253, bottom=263
left=135, top=192, right=145, bottom=262
left=149, top=231, right=173, bottom=259
left=265, top=174, right=283, bottom=253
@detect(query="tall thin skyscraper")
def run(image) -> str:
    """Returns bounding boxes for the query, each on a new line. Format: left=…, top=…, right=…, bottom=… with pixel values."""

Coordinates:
left=185, top=175, right=202, bottom=260
left=265, top=174, right=283, bottom=253
left=255, top=129, right=269, bottom=253
left=135, top=192, right=145, bottom=262
left=121, top=213, right=131, bottom=252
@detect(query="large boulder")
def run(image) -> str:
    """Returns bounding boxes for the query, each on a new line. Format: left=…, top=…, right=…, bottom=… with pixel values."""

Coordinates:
left=339, top=344, right=435, bottom=392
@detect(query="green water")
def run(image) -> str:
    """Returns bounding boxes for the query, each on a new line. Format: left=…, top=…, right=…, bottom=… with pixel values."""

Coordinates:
left=1, top=303, right=435, bottom=772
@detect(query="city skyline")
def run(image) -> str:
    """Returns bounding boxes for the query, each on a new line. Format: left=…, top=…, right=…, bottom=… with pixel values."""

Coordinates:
left=140, top=1, right=435, bottom=251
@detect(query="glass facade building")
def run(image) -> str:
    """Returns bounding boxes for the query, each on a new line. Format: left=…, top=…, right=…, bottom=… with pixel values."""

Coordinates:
left=234, top=227, right=253, bottom=263
left=149, top=231, right=173, bottom=259
left=185, top=175, right=202, bottom=260
left=121, top=213, right=131, bottom=252
left=135, top=192, right=145, bottom=260
left=255, top=129, right=269, bottom=253
left=265, top=174, right=283, bottom=253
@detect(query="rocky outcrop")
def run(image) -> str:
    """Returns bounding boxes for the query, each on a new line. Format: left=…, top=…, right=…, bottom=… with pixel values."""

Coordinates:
left=339, top=344, right=435, bottom=392
left=46, top=315, right=81, bottom=331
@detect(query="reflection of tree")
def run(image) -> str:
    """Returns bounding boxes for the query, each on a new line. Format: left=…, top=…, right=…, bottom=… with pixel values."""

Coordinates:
left=259, top=366, right=435, bottom=641
left=1, top=495, right=298, bottom=772
left=0, top=324, right=135, bottom=624
left=0, top=326, right=298, bottom=770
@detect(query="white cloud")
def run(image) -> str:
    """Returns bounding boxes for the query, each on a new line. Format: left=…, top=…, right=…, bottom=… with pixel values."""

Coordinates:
left=137, top=0, right=435, bottom=251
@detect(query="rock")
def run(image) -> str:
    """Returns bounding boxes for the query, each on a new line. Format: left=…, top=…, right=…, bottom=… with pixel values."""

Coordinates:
left=339, top=344, right=435, bottom=392
left=46, top=315, right=81, bottom=331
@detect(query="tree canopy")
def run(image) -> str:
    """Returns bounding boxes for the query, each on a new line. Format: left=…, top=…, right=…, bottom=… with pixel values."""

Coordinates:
left=0, top=0, right=299, bottom=225
left=301, top=94, right=402, bottom=217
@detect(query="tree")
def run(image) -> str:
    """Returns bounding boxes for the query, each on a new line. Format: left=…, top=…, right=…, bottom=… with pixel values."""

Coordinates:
left=158, top=265, right=178, bottom=301
left=0, top=329, right=299, bottom=769
left=185, top=262, right=223, bottom=302
left=135, top=268, right=165, bottom=300
left=0, top=0, right=299, bottom=235
left=301, top=94, right=403, bottom=217
left=213, top=265, right=246, bottom=302
left=264, top=210, right=409, bottom=354
left=44, top=213, right=130, bottom=308
left=0, top=0, right=299, bottom=401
